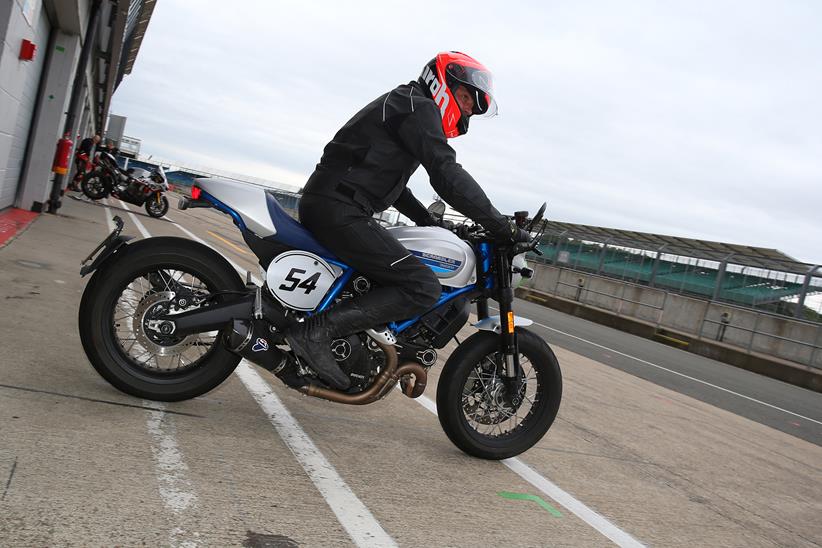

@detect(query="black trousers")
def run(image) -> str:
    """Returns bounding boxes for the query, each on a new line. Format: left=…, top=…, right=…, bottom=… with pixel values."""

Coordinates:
left=299, top=193, right=441, bottom=325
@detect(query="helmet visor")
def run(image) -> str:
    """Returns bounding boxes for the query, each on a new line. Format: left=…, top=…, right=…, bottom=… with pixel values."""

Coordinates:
left=445, top=64, right=498, bottom=117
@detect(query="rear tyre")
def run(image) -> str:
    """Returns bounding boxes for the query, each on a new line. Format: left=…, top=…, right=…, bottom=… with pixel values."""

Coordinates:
left=145, top=195, right=169, bottom=218
left=79, top=237, right=245, bottom=401
left=437, top=328, right=562, bottom=459
left=81, top=172, right=110, bottom=199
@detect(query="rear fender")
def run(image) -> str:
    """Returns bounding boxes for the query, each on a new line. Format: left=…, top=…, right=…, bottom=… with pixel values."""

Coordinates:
left=80, top=216, right=133, bottom=277
left=79, top=235, right=132, bottom=277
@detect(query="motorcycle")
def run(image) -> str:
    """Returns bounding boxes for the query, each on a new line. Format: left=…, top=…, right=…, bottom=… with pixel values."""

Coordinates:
left=81, top=152, right=170, bottom=218
left=78, top=178, right=562, bottom=459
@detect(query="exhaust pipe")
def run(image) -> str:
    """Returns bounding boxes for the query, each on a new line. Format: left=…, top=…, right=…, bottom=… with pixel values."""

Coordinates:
left=225, top=319, right=287, bottom=374
left=299, top=340, right=428, bottom=404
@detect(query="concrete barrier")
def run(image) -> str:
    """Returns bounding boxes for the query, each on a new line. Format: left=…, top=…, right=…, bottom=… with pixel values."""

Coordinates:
left=520, top=262, right=822, bottom=392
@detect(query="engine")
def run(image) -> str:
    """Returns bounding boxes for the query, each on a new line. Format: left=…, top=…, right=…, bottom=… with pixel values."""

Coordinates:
left=330, top=333, right=374, bottom=391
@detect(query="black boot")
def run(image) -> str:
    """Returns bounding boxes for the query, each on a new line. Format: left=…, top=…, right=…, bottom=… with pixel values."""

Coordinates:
left=284, top=302, right=375, bottom=390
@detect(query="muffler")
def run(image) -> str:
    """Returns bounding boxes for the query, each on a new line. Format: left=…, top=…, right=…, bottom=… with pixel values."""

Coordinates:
left=225, top=319, right=287, bottom=374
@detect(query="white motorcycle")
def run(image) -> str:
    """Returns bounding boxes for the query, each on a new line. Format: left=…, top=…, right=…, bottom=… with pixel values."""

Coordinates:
left=81, top=153, right=170, bottom=218
left=78, top=178, right=562, bottom=459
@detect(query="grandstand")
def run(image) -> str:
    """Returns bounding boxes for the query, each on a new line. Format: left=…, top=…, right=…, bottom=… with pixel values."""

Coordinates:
left=530, top=221, right=822, bottom=321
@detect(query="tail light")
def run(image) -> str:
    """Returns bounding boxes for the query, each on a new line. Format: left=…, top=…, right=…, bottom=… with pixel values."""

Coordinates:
left=191, top=185, right=201, bottom=200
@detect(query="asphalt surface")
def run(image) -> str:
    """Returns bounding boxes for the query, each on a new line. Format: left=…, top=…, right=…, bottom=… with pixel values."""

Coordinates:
left=0, top=192, right=820, bottom=547
left=493, top=299, right=822, bottom=446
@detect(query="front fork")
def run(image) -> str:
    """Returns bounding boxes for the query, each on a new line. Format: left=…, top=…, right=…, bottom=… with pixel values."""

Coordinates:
left=493, top=252, right=523, bottom=404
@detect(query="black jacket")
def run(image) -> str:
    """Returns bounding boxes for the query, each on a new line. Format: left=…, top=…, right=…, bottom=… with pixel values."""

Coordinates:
left=78, top=137, right=95, bottom=156
left=302, top=81, right=510, bottom=236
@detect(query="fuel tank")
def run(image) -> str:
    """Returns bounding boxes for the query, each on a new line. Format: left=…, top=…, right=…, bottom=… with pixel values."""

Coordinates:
left=387, top=226, right=477, bottom=288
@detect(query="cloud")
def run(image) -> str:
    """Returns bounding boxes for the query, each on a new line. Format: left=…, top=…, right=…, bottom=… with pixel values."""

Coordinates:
left=112, top=0, right=822, bottom=263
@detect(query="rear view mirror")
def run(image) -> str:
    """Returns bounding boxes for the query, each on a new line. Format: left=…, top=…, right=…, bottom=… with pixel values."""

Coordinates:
left=529, top=202, right=547, bottom=230
left=427, top=201, right=446, bottom=221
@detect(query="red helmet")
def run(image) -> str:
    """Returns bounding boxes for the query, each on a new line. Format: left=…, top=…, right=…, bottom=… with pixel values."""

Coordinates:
left=419, top=51, right=498, bottom=138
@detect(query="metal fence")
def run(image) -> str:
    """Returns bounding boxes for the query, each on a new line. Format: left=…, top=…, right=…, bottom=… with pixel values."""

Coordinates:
left=532, top=234, right=822, bottom=323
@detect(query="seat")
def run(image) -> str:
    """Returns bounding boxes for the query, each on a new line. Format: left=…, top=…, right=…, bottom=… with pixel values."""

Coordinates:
left=264, top=191, right=338, bottom=261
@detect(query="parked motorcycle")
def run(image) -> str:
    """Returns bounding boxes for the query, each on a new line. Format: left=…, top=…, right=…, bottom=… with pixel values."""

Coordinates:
left=78, top=178, right=562, bottom=459
left=81, top=152, right=170, bottom=218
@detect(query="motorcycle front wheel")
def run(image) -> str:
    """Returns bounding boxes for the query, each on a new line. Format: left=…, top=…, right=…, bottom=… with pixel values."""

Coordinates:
left=79, top=237, right=245, bottom=401
left=437, top=327, right=562, bottom=460
left=81, top=172, right=110, bottom=200
left=145, top=194, right=169, bottom=218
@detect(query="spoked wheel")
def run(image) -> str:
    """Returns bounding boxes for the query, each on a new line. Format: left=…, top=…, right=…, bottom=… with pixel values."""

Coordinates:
left=81, top=172, right=109, bottom=199
left=145, top=194, right=169, bottom=218
left=437, top=328, right=562, bottom=459
left=113, top=271, right=218, bottom=372
left=79, top=238, right=244, bottom=401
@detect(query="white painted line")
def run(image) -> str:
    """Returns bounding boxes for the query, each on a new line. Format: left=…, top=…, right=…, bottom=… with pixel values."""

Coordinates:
left=169, top=218, right=396, bottom=546
left=508, top=308, right=822, bottom=426
left=102, top=200, right=116, bottom=231
left=144, top=403, right=200, bottom=548
left=411, top=394, right=644, bottom=547
left=503, top=458, right=644, bottom=547
left=98, top=203, right=200, bottom=546
left=235, top=362, right=397, bottom=547
left=116, top=199, right=151, bottom=239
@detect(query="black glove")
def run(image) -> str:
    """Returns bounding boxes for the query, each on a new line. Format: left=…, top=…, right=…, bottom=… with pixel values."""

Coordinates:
left=495, top=221, right=531, bottom=244
left=416, top=212, right=439, bottom=227
left=417, top=213, right=454, bottom=230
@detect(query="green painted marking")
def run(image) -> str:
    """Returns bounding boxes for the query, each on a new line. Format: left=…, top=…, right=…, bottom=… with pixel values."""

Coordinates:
left=55, top=45, right=65, bottom=52
left=498, top=491, right=563, bottom=517
left=48, top=95, right=54, bottom=100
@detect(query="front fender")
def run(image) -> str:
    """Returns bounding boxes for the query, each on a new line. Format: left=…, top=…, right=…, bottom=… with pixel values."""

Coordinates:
left=473, top=314, right=534, bottom=334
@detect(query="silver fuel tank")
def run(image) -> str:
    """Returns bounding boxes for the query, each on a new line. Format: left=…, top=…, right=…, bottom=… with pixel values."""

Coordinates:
left=387, top=226, right=477, bottom=288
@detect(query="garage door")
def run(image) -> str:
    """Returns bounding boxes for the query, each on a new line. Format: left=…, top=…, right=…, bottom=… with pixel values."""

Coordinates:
left=0, top=3, right=51, bottom=209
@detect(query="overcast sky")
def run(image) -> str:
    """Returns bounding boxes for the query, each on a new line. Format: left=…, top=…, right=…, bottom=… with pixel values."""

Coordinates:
left=110, top=0, right=822, bottom=264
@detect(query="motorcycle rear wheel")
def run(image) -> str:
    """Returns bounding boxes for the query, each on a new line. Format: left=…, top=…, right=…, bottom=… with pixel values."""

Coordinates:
left=79, top=237, right=245, bottom=401
left=81, top=172, right=110, bottom=199
left=437, top=328, right=562, bottom=459
left=145, top=195, right=169, bottom=218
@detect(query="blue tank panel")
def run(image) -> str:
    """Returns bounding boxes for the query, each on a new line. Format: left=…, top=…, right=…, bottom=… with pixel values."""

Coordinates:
left=264, top=192, right=338, bottom=260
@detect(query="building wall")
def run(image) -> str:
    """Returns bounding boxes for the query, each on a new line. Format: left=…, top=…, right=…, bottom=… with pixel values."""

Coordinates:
left=16, top=30, right=80, bottom=211
left=0, top=0, right=51, bottom=209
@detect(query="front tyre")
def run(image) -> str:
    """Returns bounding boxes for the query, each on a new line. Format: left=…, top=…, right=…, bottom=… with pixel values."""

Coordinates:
left=79, top=237, right=245, bottom=401
left=437, top=328, right=562, bottom=459
left=145, top=194, right=169, bottom=218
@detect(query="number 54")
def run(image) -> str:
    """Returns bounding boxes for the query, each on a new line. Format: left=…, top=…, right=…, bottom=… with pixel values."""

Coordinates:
left=279, top=268, right=321, bottom=294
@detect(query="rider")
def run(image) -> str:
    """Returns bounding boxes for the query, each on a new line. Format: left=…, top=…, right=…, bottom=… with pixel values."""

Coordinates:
left=285, top=51, right=530, bottom=390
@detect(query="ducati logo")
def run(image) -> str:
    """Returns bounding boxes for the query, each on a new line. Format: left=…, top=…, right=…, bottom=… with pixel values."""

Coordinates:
left=421, top=65, right=450, bottom=116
